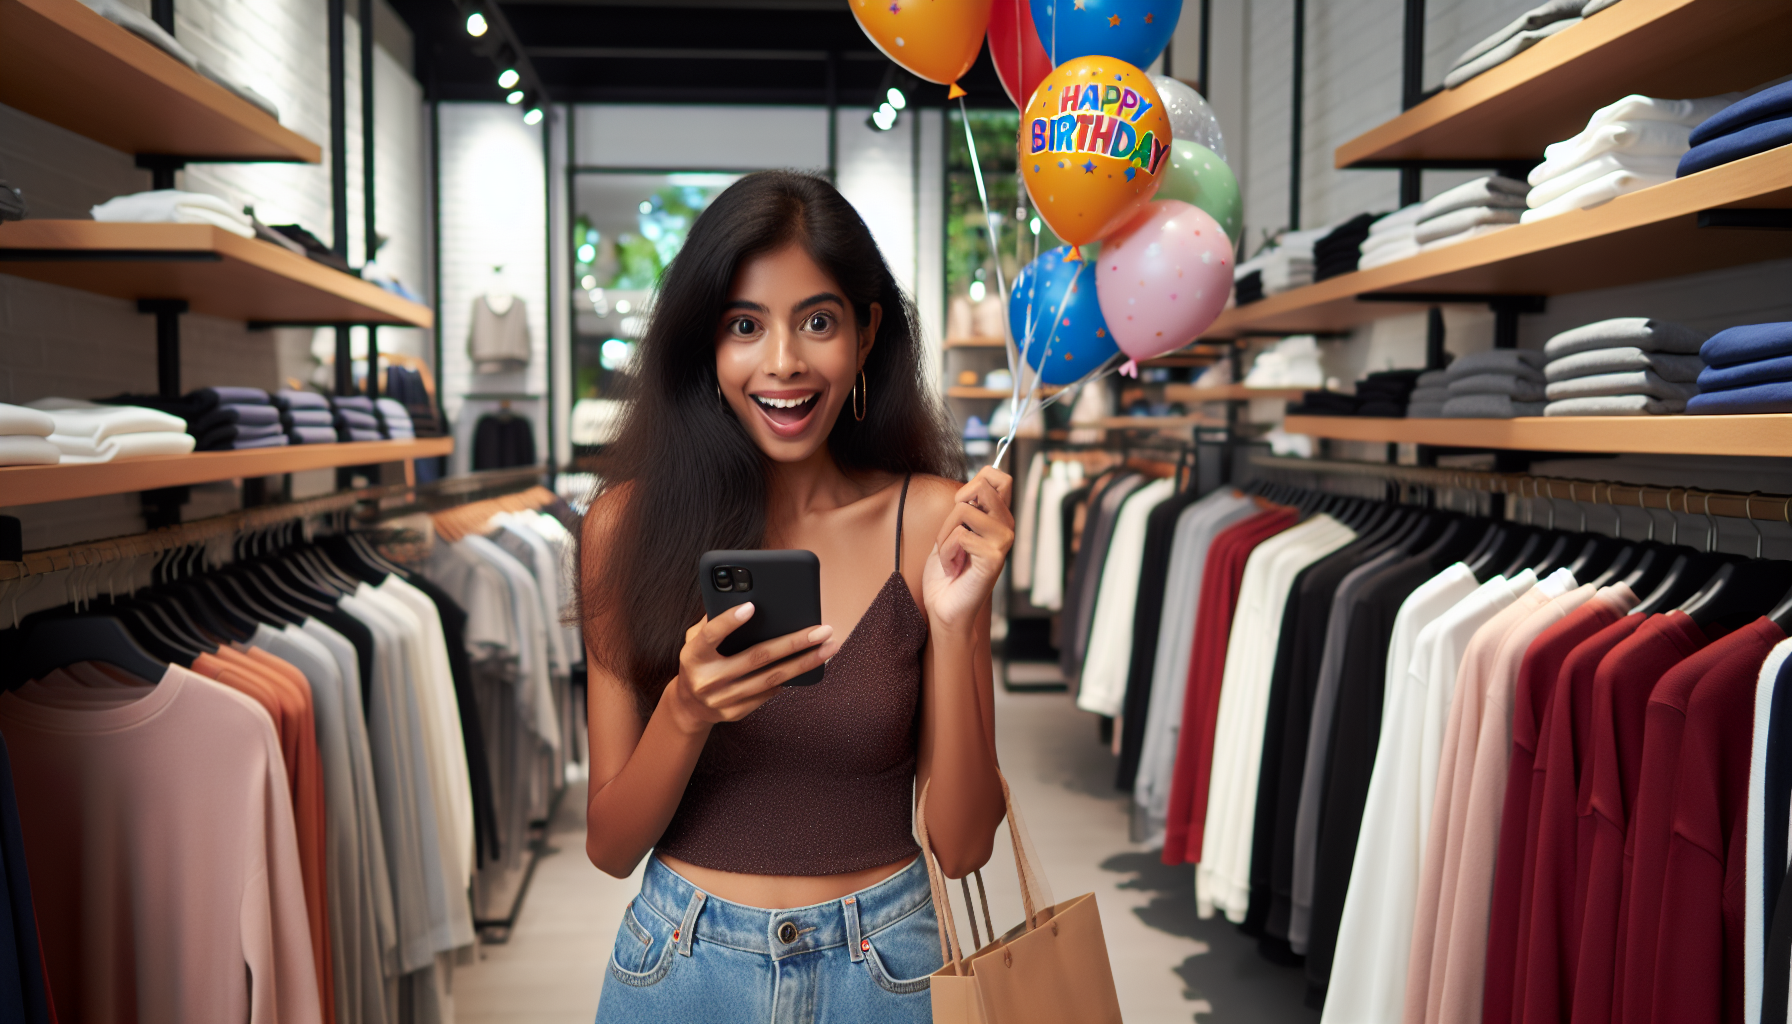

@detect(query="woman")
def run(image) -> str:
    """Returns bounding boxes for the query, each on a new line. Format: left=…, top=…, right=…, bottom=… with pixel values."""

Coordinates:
left=580, top=170, right=1012, bottom=1022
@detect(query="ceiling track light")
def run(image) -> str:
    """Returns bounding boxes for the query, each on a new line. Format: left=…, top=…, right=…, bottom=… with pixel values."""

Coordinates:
left=506, top=90, right=524, bottom=104
left=465, top=9, right=487, bottom=36
left=497, top=68, right=519, bottom=89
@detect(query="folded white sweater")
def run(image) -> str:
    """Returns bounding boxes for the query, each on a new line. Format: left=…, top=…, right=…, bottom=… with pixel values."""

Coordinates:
left=1527, top=152, right=1679, bottom=208
left=48, top=431, right=196, bottom=464
left=1529, top=119, right=1694, bottom=186
left=0, top=402, right=55, bottom=437
left=1416, top=205, right=1524, bottom=244
left=26, top=398, right=187, bottom=442
left=1521, top=166, right=1674, bottom=222
left=91, top=189, right=254, bottom=239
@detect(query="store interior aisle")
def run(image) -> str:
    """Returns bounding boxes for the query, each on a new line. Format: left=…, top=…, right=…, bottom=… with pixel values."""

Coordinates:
left=455, top=680, right=1315, bottom=1024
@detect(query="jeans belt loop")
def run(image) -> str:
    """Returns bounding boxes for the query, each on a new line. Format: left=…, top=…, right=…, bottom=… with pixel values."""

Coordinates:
left=677, top=889, right=706, bottom=957
left=843, top=895, right=865, bottom=963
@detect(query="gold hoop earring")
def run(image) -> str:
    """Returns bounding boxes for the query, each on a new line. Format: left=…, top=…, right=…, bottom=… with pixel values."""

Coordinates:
left=852, top=370, right=867, bottom=421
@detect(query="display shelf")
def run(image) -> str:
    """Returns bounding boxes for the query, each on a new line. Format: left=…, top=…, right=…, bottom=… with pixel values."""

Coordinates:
left=945, top=385, right=1065, bottom=399
left=1164, top=385, right=1308, bottom=403
left=1335, top=0, right=1792, bottom=168
left=1094, top=415, right=1226, bottom=430
left=943, top=336, right=1009, bottom=349
left=0, top=0, right=321, bottom=162
left=1281, top=414, right=1792, bottom=458
left=0, top=437, right=453, bottom=508
left=0, top=221, right=433, bottom=327
left=1204, top=144, right=1792, bottom=338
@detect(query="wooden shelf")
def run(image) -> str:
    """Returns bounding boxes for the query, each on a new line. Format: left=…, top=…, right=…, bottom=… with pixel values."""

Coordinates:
left=0, top=222, right=433, bottom=327
left=0, top=0, right=320, bottom=162
left=944, top=336, right=1009, bottom=349
left=1094, top=415, right=1226, bottom=430
left=1205, top=144, right=1792, bottom=338
left=1336, top=0, right=1792, bottom=167
left=0, top=437, right=453, bottom=508
left=1165, top=385, right=1308, bottom=403
left=1282, top=414, right=1792, bottom=458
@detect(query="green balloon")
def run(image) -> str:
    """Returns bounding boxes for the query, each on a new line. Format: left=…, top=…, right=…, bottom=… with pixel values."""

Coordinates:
left=1154, top=140, right=1242, bottom=245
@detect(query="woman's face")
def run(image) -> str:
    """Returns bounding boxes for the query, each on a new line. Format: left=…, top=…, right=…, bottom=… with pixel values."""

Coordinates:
left=715, top=242, right=880, bottom=463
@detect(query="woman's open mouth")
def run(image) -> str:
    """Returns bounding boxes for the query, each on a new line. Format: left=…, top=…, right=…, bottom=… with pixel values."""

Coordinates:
left=750, top=391, right=820, bottom=436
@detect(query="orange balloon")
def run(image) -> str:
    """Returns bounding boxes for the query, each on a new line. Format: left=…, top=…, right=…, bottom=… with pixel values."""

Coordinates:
left=850, top=0, right=994, bottom=89
left=1020, top=56, right=1172, bottom=248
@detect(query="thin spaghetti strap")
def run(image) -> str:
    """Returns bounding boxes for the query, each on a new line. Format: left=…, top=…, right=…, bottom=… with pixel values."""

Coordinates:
left=894, top=473, right=912, bottom=571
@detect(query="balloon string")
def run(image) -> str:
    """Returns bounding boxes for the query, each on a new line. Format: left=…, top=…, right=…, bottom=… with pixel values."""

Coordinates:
left=992, top=256, right=1091, bottom=470
left=957, top=94, right=1019, bottom=429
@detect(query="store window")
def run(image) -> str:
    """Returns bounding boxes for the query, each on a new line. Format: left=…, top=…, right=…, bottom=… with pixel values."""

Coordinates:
left=569, top=171, right=740, bottom=451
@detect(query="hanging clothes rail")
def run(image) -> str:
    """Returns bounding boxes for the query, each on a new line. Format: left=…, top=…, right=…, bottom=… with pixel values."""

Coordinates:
left=1250, top=452, right=1792, bottom=523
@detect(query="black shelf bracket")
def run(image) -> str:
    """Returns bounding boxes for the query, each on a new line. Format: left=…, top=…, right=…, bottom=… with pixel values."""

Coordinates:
left=137, top=298, right=189, bottom=398
left=135, top=154, right=186, bottom=191
left=1698, top=208, right=1792, bottom=230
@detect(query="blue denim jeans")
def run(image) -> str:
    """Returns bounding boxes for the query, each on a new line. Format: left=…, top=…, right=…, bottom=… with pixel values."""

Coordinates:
left=596, top=855, right=942, bottom=1023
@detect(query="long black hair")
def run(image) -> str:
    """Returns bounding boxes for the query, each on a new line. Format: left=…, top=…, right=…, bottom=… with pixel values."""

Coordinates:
left=581, top=170, right=964, bottom=716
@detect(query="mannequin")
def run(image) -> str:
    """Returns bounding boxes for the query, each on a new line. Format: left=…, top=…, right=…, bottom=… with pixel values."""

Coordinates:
left=467, top=264, right=529, bottom=372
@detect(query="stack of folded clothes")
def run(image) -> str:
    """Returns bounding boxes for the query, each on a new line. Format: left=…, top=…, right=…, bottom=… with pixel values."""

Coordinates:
left=103, top=387, right=288, bottom=450
left=1688, top=322, right=1792, bottom=415
left=1406, top=370, right=1450, bottom=418
left=1233, top=225, right=1334, bottom=303
left=1680, top=80, right=1792, bottom=179
left=0, top=403, right=59, bottom=466
left=1524, top=92, right=1739, bottom=222
left=1442, top=0, right=1623, bottom=89
left=1541, top=317, right=1705, bottom=415
left=1355, top=369, right=1425, bottom=416
left=330, top=395, right=383, bottom=442
left=384, top=366, right=444, bottom=437
left=1441, top=349, right=1548, bottom=418
left=1358, top=205, right=1423, bottom=269
left=375, top=398, right=415, bottom=440
left=1415, top=176, right=1529, bottom=250
left=90, top=190, right=256, bottom=238
left=1234, top=269, right=1265, bottom=305
left=1314, top=213, right=1381, bottom=281
left=275, top=389, right=338, bottom=445
left=1288, top=391, right=1361, bottom=416
left=26, top=398, right=195, bottom=462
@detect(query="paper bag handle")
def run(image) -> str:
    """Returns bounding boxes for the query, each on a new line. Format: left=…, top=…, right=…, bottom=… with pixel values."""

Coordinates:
left=916, top=770, right=1054, bottom=976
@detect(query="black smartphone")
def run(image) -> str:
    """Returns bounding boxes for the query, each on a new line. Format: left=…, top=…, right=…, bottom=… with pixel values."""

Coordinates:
left=698, top=549, right=825, bottom=686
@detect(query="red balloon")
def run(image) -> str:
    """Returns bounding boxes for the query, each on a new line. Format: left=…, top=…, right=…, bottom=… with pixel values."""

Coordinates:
left=988, top=0, right=1052, bottom=109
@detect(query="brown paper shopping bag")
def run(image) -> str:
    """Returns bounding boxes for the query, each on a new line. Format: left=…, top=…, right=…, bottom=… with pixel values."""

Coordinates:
left=918, top=775, right=1124, bottom=1024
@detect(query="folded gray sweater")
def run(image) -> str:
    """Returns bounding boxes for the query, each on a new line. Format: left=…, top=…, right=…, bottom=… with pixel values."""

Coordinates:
left=1444, top=348, right=1547, bottom=382
left=1415, top=205, right=1525, bottom=245
left=1443, top=394, right=1547, bottom=418
left=1543, top=346, right=1704, bottom=382
left=1544, top=370, right=1700, bottom=402
left=1545, top=394, right=1685, bottom=416
left=1449, top=373, right=1548, bottom=401
left=1542, top=317, right=1707, bottom=360
left=1417, top=177, right=1531, bottom=222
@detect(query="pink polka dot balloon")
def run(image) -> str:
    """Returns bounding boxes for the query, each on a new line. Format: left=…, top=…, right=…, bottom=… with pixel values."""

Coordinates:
left=1094, top=199, right=1232, bottom=362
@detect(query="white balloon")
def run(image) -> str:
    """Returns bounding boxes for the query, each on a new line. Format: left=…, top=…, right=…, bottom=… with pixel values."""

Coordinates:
left=1149, top=75, right=1228, bottom=164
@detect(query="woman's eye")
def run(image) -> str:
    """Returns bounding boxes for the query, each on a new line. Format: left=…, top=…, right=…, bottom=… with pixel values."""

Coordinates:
left=730, top=318, right=757, bottom=336
left=805, top=313, right=833, bottom=332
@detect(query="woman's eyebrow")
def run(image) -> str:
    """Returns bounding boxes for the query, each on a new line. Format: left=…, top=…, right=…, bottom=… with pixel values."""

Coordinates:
left=722, top=299, right=769, bottom=313
left=793, top=292, right=845, bottom=312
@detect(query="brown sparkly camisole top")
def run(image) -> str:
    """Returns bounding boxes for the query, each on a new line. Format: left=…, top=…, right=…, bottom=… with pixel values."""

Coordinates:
left=655, top=476, right=928, bottom=876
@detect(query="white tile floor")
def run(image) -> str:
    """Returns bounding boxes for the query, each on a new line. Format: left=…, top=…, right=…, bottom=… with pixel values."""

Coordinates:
left=453, top=684, right=1318, bottom=1024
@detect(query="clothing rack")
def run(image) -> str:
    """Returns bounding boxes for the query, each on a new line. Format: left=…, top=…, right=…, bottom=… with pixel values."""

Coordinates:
left=0, top=467, right=547, bottom=585
left=430, top=486, right=558, bottom=542
left=1249, top=452, right=1792, bottom=523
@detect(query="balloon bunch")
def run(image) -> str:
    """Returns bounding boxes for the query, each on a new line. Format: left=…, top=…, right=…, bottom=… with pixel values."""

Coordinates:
left=850, top=0, right=1241, bottom=468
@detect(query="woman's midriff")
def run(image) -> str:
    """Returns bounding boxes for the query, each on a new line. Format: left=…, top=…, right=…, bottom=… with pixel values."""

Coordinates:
left=655, top=853, right=919, bottom=909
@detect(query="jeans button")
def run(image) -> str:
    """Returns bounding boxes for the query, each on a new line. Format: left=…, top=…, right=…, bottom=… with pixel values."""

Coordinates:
left=778, top=921, right=798, bottom=944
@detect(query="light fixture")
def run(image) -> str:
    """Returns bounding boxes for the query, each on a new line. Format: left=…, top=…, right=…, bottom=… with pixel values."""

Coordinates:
left=600, top=338, right=633, bottom=371
left=969, top=280, right=986, bottom=302
left=523, top=106, right=543, bottom=125
left=577, top=243, right=596, bottom=263
left=465, top=10, right=487, bottom=36
left=886, top=86, right=907, bottom=111
left=869, top=102, right=897, bottom=131
left=580, top=274, right=596, bottom=289
left=497, top=68, right=519, bottom=89
left=637, top=200, right=652, bottom=215
left=615, top=299, right=632, bottom=314
left=1030, top=217, right=1042, bottom=235
left=506, top=90, right=524, bottom=105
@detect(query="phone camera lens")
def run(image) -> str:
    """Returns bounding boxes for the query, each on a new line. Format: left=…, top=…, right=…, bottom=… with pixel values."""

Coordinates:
left=731, top=567, right=754, bottom=591
left=712, top=567, right=734, bottom=592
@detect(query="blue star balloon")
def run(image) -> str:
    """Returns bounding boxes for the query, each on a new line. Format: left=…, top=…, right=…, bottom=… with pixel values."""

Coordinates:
left=1029, top=0, right=1181, bottom=69
left=1009, top=245, right=1120, bottom=386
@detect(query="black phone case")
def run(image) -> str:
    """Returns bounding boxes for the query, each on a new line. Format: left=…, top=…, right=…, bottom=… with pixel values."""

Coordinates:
left=699, top=549, right=825, bottom=686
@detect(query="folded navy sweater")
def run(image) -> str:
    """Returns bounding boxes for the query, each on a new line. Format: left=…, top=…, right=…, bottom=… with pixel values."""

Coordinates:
left=1698, top=353, right=1792, bottom=393
left=1689, top=80, right=1792, bottom=147
left=1700, top=321, right=1792, bottom=368
left=1678, top=115, right=1792, bottom=177
left=1687, top=381, right=1792, bottom=416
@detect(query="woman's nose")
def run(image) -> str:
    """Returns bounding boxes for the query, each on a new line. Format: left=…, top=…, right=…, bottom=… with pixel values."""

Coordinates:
left=764, top=325, right=804, bottom=377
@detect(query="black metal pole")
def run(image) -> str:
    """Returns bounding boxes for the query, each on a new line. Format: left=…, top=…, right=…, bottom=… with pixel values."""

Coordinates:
left=1426, top=306, right=1446, bottom=368
left=1289, top=0, right=1304, bottom=230
left=329, top=0, right=353, bottom=395
left=1198, top=0, right=1211, bottom=96
left=826, top=51, right=838, bottom=182
left=1400, top=0, right=1426, bottom=206
left=150, top=0, right=173, bottom=34
left=361, top=0, right=378, bottom=397
left=140, top=299, right=188, bottom=399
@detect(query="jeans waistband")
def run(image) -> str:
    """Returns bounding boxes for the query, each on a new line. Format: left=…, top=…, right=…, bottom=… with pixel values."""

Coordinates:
left=637, top=855, right=931, bottom=962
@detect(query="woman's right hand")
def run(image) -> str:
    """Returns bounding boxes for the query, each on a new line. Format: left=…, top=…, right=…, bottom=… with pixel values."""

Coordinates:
left=664, top=603, right=841, bottom=733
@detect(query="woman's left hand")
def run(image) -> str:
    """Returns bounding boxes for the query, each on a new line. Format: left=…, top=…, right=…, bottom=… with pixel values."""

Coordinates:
left=924, top=466, right=1015, bottom=632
